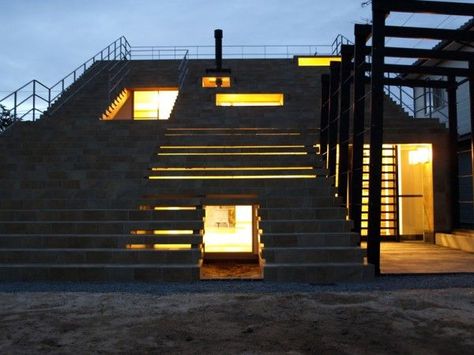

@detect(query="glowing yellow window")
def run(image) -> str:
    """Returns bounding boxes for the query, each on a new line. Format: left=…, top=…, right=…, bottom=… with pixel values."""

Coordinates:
left=202, top=77, right=231, bottom=88
left=133, top=89, right=178, bottom=120
left=297, top=56, right=342, bottom=66
left=216, top=93, right=284, bottom=107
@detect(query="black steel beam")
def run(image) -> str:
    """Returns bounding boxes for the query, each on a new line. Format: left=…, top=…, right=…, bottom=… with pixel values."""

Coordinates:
left=337, top=45, right=353, bottom=205
left=363, top=76, right=449, bottom=89
left=350, top=26, right=367, bottom=238
left=354, top=24, right=373, bottom=42
left=384, top=47, right=474, bottom=62
left=320, top=74, right=330, bottom=159
left=367, top=6, right=385, bottom=276
left=447, top=76, right=459, bottom=229
left=364, top=64, right=470, bottom=77
left=470, top=60, right=474, bottom=205
left=328, top=62, right=341, bottom=180
left=375, top=0, right=474, bottom=17
left=385, top=26, right=474, bottom=42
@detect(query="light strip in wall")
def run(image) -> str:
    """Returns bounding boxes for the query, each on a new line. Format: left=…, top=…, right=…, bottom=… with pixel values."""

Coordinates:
left=148, top=175, right=317, bottom=180
left=216, top=93, right=284, bottom=107
left=151, top=167, right=314, bottom=171
left=157, top=152, right=307, bottom=156
left=160, top=145, right=305, bottom=149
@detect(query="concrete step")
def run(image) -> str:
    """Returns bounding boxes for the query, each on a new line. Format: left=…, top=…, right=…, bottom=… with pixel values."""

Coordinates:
left=262, top=247, right=363, bottom=263
left=263, top=262, right=374, bottom=283
left=260, top=219, right=352, bottom=233
left=259, top=207, right=346, bottom=220
left=0, top=264, right=201, bottom=281
left=261, top=232, right=359, bottom=247
left=0, top=220, right=203, bottom=234
left=0, top=209, right=204, bottom=222
left=148, top=168, right=323, bottom=177
left=150, top=155, right=322, bottom=166
left=0, top=248, right=202, bottom=264
left=0, top=234, right=203, bottom=248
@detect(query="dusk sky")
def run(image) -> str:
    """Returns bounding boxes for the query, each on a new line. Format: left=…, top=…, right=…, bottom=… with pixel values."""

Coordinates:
left=0, top=0, right=471, bottom=95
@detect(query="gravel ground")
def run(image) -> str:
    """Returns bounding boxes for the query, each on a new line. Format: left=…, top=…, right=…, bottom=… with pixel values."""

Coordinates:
left=0, top=274, right=473, bottom=294
left=1, top=275, right=473, bottom=354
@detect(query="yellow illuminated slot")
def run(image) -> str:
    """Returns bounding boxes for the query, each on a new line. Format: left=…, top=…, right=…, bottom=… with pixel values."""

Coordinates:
left=298, top=56, right=342, bottom=66
left=153, top=207, right=197, bottom=210
left=216, top=93, right=284, bottom=107
left=131, top=230, right=194, bottom=235
left=126, top=244, right=148, bottom=249
left=157, top=152, right=306, bottom=156
left=160, top=145, right=305, bottom=149
left=151, top=167, right=313, bottom=171
left=149, top=175, right=317, bottom=180
left=153, top=244, right=191, bottom=250
left=202, top=76, right=231, bottom=88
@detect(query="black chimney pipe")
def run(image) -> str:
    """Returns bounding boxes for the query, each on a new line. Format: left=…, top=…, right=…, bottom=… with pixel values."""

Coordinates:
left=205, top=29, right=230, bottom=74
left=215, top=29, right=223, bottom=71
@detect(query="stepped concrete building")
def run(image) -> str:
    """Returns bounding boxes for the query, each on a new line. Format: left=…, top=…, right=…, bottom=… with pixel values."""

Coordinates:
left=0, top=33, right=453, bottom=282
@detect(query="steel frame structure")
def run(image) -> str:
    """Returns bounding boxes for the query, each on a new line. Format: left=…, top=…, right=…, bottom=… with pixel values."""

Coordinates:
left=319, top=0, right=474, bottom=275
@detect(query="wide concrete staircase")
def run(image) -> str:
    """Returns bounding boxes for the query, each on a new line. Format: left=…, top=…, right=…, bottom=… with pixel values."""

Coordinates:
left=143, top=127, right=373, bottom=282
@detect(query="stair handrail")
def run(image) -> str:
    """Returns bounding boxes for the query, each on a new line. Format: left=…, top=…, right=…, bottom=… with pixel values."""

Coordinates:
left=331, top=34, right=353, bottom=55
left=0, top=36, right=131, bottom=123
left=177, top=50, right=189, bottom=89
left=107, top=59, right=131, bottom=103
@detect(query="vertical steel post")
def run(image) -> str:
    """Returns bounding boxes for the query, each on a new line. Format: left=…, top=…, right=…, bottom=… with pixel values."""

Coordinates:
left=328, top=61, right=341, bottom=180
left=320, top=74, right=330, bottom=159
left=338, top=45, right=353, bottom=205
left=350, top=25, right=368, bottom=234
left=469, top=59, right=474, bottom=206
left=32, top=80, right=36, bottom=121
left=447, top=76, right=459, bottom=228
left=367, top=2, right=386, bottom=275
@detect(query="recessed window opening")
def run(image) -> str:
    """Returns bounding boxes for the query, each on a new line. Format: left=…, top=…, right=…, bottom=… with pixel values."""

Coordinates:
left=133, top=89, right=179, bottom=120
left=202, top=76, right=231, bottom=88
left=297, top=56, right=342, bottom=66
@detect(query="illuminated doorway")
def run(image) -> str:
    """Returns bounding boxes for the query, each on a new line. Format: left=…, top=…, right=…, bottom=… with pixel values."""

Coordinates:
left=360, top=144, right=433, bottom=241
left=201, top=205, right=261, bottom=279
left=397, top=144, right=434, bottom=240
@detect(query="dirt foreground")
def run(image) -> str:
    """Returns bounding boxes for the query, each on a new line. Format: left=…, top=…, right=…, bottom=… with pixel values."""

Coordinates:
left=1, top=288, right=473, bottom=354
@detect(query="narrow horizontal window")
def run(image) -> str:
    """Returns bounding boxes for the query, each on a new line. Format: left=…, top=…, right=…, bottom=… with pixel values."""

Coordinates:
left=297, top=56, right=341, bottom=66
left=216, top=93, right=284, bottom=107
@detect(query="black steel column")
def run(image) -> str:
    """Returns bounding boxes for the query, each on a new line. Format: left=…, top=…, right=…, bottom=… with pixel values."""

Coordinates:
left=350, top=26, right=368, bottom=234
left=328, top=61, right=341, bottom=180
left=320, top=74, right=330, bottom=159
left=367, top=2, right=386, bottom=275
left=469, top=59, right=474, bottom=205
left=337, top=45, right=353, bottom=204
left=447, top=76, right=459, bottom=228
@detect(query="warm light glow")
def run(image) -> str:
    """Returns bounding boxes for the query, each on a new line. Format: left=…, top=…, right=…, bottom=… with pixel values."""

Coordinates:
left=131, top=230, right=194, bottom=235
left=151, top=167, right=313, bottom=171
left=133, top=89, right=179, bottom=120
left=216, top=93, right=284, bottom=106
left=408, top=147, right=432, bottom=165
left=204, top=205, right=253, bottom=253
left=157, top=152, right=306, bottom=156
left=202, top=76, right=231, bottom=88
left=153, top=207, right=197, bottom=210
left=153, top=244, right=191, bottom=250
left=160, top=145, right=305, bottom=149
left=148, top=175, right=317, bottom=180
left=298, top=56, right=342, bottom=66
